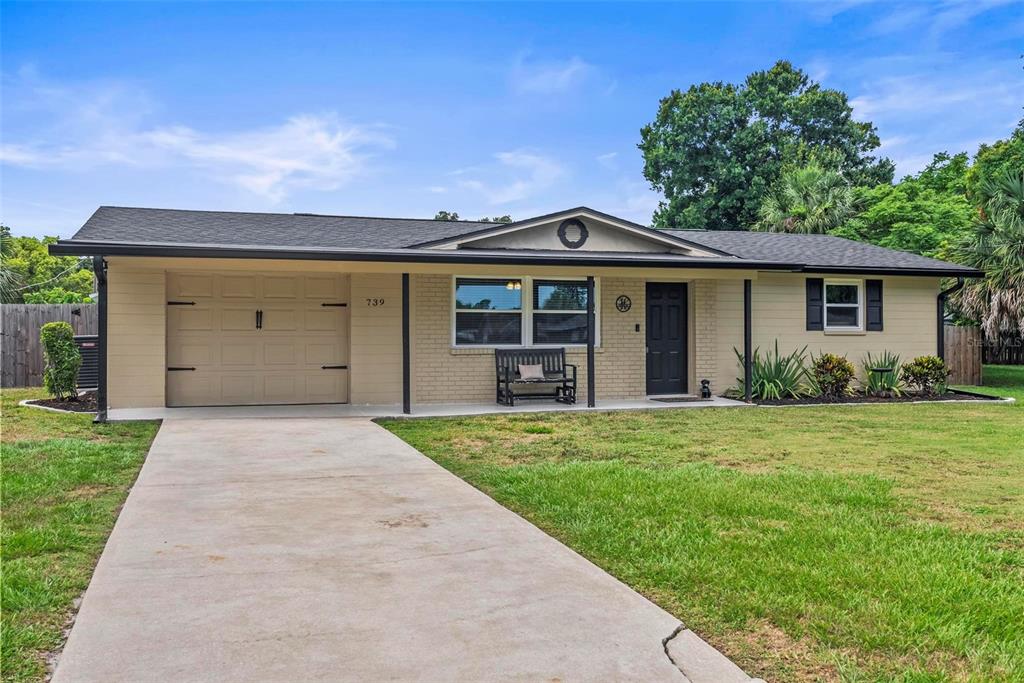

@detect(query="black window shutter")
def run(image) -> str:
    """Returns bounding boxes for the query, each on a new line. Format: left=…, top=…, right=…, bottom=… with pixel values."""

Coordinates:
left=866, top=279, right=883, bottom=331
left=806, top=278, right=824, bottom=331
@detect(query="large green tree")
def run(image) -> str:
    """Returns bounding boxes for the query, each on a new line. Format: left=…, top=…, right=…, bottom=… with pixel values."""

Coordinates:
left=833, top=153, right=975, bottom=258
left=0, top=228, right=94, bottom=304
left=965, top=119, right=1024, bottom=205
left=639, top=61, right=893, bottom=230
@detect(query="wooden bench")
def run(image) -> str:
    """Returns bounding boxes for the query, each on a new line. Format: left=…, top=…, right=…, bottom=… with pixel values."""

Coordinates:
left=495, top=348, right=577, bottom=406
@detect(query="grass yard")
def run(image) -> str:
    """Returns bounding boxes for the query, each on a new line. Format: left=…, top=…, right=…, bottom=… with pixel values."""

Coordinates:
left=0, top=389, right=158, bottom=682
left=383, top=365, right=1024, bottom=682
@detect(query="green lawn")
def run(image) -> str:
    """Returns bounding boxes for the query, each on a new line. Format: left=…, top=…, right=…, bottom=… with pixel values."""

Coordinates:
left=1, top=389, right=158, bottom=682
left=382, top=365, right=1024, bottom=682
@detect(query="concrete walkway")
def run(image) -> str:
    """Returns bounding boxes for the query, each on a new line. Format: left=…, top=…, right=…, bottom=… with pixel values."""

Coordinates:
left=53, top=418, right=755, bottom=683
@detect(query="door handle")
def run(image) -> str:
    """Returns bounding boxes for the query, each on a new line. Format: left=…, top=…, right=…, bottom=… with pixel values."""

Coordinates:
left=256, top=309, right=263, bottom=329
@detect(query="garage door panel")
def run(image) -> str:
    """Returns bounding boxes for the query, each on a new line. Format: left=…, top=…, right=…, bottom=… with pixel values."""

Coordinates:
left=263, top=375, right=299, bottom=403
left=167, top=273, right=349, bottom=406
left=221, top=308, right=256, bottom=331
left=306, top=372, right=349, bottom=403
left=167, top=372, right=212, bottom=406
left=304, top=309, right=344, bottom=332
left=305, top=275, right=345, bottom=300
left=170, top=343, right=213, bottom=366
left=221, top=341, right=259, bottom=367
left=263, top=276, right=298, bottom=299
left=264, top=342, right=298, bottom=366
left=304, top=342, right=344, bottom=366
left=169, top=274, right=214, bottom=299
left=221, top=275, right=259, bottom=299
left=262, top=309, right=297, bottom=331
left=171, top=308, right=214, bottom=331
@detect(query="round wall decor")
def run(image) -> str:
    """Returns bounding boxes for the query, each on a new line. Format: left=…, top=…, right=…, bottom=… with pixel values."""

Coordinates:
left=615, top=295, right=632, bottom=312
left=557, top=218, right=589, bottom=249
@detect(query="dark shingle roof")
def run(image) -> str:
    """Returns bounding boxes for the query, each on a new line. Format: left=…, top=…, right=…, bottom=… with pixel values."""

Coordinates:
left=72, top=206, right=497, bottom=250
left=59, top=206, right=979, bottom=276
left=662, top=230, right=978, bottom=275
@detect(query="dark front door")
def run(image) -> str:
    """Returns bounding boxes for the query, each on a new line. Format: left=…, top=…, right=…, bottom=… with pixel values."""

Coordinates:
left=646, top=282, right=687, bottom=395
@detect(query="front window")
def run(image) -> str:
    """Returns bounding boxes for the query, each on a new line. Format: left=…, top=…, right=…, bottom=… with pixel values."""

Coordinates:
left=454, top=278, right=523, bottom=345
left=824, top=281, right=862, bottom=330
left=533, top=280, right=589, bottom=344
left=452, top=276, right=599, bottom=346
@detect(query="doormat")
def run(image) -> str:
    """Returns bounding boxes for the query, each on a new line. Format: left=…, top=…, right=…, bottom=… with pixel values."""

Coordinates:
left=650, top=396, right=708, bottom=403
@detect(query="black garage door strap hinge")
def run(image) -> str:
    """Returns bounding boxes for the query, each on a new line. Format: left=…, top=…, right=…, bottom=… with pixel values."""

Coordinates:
left=167, top=367, right=196, bottom=371
left=167, top=301, right=195, bottom=306
left=321, top=302, right=348, bottom=307
left=321, top=365, right=349, bottom=370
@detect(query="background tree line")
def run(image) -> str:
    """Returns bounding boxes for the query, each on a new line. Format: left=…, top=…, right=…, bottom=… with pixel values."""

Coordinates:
left=0, top=226, right=94, bottom=304
left=640, top=60, right=1023, bottom=337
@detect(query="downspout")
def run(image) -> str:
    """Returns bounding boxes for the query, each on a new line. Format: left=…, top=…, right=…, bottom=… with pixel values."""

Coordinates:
left=936, top=278, right=965, bottom=360
left=743, top=279, right=753, bottom=402
left=401, top=273, right=411, bottom=414
left=586, top=275, right=596, bottom=408
left=93, top=256, right=108, bottom=423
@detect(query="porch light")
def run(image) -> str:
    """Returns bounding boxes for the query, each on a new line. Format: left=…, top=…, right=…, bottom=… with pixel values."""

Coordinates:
left=505, top=280, right=521, bottom=290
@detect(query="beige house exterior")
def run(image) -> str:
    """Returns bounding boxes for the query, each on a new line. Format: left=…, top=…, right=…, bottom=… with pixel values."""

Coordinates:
left=51, top=206, right=980, bottom=418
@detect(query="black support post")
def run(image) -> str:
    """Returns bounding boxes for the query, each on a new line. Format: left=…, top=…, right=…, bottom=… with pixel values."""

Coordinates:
left=93, top=256, right=108, bottom=423
left=743, top=278, right=752, bottom=403
left=401, top=273, right=411, bottom=414
left=586, top=276, right=596, bottom=408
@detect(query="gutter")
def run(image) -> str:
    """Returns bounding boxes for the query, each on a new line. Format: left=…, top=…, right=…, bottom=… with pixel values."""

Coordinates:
left=47, top=239, right=986, bottom=277
left=48, top=240, right=797, bottom=271
left=937, top=277, right=966, bottom=360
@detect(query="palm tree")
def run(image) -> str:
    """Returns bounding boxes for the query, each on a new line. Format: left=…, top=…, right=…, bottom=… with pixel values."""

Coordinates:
left=755, top=161, right=854, bottom=234
left=954, top=169, right=1024, bottom=337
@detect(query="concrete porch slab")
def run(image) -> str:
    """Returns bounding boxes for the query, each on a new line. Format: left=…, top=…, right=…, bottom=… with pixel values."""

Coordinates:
left=106, top=395, right=748, bottom=421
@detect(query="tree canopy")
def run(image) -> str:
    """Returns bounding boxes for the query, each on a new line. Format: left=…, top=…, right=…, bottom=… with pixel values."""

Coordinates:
left=0, top=226, right=94, bottom=304
left=755, top=156, right=854, bottom=234
left=639, top=60, right=893, bottom=231
left=434, top=211, right=512, bottom=223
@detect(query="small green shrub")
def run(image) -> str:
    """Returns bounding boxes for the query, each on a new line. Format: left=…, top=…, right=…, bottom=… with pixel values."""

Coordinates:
left=863, top=351, right=903, bottom=397
left=733, top=341, right=809, bottom=400
left=811, top=353, right=855, bottom=400
left=40, top=321, right=81, bottom=400
left=903, top=356, right=949, bottom=396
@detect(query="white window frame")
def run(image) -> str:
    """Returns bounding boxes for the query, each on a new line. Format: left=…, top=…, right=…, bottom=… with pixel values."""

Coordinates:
left=824, top=279, right=864, bottom=331
left=451, top=275, right=601, bottom=348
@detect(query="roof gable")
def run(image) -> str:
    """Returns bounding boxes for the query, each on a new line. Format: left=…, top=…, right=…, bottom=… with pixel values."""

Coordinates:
left=411, top=207, right=729, bottom=256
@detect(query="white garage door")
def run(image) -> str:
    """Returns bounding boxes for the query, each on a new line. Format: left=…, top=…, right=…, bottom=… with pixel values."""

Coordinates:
left=166, top=272, right=350, bottom=407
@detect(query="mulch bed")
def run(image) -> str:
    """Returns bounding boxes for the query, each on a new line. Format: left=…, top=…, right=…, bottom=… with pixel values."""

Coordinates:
left=26, top=390, right=98, bottom=413
left=754, top=390, right=1001, bottom=406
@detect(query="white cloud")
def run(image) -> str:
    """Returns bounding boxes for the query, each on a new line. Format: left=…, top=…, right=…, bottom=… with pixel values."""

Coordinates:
left=455, top=150, right=566, bottom=205
left=427, top=185, right=447, bottom=194
left=1, top=71, right=394, bottom=202
left=509, top=54, right=593, bottom=95
left=596, top=152, right=618, bottom=170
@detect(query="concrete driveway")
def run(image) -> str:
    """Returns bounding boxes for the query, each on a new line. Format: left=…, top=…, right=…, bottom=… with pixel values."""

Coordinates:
left=53, top=417, right=753, bottom=683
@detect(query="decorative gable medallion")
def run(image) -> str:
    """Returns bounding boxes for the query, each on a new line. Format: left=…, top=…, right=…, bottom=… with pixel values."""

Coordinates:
left=557, top=219, right=589, bottom=249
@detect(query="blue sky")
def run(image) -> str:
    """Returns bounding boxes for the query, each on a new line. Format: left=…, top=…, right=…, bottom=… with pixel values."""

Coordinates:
left=2, top=1, right=1022, bottom=238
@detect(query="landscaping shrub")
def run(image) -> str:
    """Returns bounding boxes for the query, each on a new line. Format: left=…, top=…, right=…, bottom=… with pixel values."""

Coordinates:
left=733, top=341, right=809, bottom=400
left=40, top=321, right=81, bottom=400
left=863, top=351, right=903, bottom=397
left=903, top=356, right=949, bottom=395
left=811, top=352, right=855, bottom=400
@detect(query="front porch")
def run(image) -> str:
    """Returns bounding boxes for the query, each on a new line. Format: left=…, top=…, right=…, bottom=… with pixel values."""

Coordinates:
left=105, top=394, right=748, bottom=421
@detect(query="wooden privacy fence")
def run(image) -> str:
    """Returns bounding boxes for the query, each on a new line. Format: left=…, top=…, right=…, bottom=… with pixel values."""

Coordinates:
left=1, top=304, right=98, bottom=387
left=944, top=324, right=982, bottom=386
left=984, top=333, right=1024, bottom=365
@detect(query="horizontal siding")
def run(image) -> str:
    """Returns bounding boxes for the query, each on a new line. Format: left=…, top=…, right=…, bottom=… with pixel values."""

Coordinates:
left=107, top=266, right=166, bottom=408
left=714, top=273, right=940, bottom=392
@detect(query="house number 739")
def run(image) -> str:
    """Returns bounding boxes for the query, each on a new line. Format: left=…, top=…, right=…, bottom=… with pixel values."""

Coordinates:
left=366, top=298, right=385, bottom=307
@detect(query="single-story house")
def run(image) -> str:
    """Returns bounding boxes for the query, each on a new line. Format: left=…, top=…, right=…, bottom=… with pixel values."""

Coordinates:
left=50, top=206, right=981, bottom=419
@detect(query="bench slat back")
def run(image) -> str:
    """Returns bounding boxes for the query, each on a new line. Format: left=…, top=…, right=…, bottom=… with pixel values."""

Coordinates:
left=495, top=348, right=566, bottom=377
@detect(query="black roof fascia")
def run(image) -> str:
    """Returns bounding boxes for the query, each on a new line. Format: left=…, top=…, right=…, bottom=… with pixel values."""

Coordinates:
left=49, top=240, right=796, bottom=270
